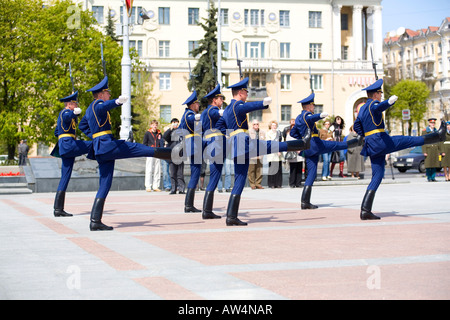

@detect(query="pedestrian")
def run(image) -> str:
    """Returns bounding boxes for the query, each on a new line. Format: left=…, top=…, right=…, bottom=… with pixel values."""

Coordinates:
left=285, top=124, right=304, bottom=187
left=217, top=77, right=310, bottom=226
left=200, top=84, right=226, bottom=219
left=163, top=118, right=185, bottom=194
left=177, top=90, right=203, bottom=213
left=442, top=121, right=450, bottom=181
left=78, top=76, right=171, bottom=231
left=329, top=115, right=346, bottom=178
left=266, top=120, right=283, bottom=188
left=346, top=125, right=365, bottom=178
left=422, top=118, right=442, bottom=182
left=353, top=79, right=446, bottom=220
left=319, top=120, right=333, bottom=180
left=50, top=91, right=92, bottom=217
left=143, top=120, right=163, bottom=192
left=247, top=119, right=265, bottom=189
left=18, top=140, right=29, bottom=166
left=290, top=93, right=362, bottom=210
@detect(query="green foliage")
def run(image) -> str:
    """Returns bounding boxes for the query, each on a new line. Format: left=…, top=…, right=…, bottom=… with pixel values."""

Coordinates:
left=0, top=0, right=133, bottom=158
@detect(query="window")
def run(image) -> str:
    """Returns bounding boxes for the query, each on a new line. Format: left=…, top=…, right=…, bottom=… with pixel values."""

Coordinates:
left=309, top=43, right=322, bottom=59
left=159, top=7, right=170, bottom=24
left=188, top=8, right=199, bottom=25
left=244, top=9, right=264, bottom=26
left=341, top=13, right=348, bottom=30
left=249, top=110, right=262, bottom=122
left=280, top=10, right=290, bottom=27
left=245, top=42, right=265, bottom=58
left=159, top=73, right=171, bottom=90
left=280, top=43, right=290, bottom=58
left=308, top=11, right=321, bottom=28
left=314, top=104, right=323, bottom=114
left=159, top=41, right=170, bottom=57
left=280, top=74, right=291, bottom=90
left=250, top=9, right=259, bottom=26
left=341, top=46, right=348, bottom=60
left=222, top=41, right=229, bottom=58
left=220, top=8, right=229, bottom=25
left=188, top=41, right=199, bottom=57
left=281, top=105, right=291, bottom=122
left=160, top=105, right=171, bottom=123
left=311, top=74, right=323, bottom=91
left=92, top=6, right=104, bottom=24
left=130, top=40, right=143, bottom=57
left=250, top=73, right=266, bottom=88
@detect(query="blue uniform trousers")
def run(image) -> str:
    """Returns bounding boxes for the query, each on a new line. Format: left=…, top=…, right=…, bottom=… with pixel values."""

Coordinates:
left=94, top=141, right=156, bottom=199
left=367, top=135, right=424, bottom=191
left=57, top=140, right=92, bottom=192
left=303, top=139, right=348, bottom=186
left=204, top=135, right=228, bottom=192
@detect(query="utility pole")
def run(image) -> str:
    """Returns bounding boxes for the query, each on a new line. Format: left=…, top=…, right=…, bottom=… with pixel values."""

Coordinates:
left=119, top=0, right=132, bottom=140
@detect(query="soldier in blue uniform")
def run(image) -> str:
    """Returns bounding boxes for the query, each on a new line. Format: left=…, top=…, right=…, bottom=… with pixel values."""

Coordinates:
left=200, top=84, right=225, bottom=219
left=51, top=91, right=92, bottom=217
left=353, top=79, right=446, bottom=220
left=218, top=77, right=311, bottom=226
left=177, top=90, right=203, bottom=213
left=290, top=93, right=363, bottom=210
left=79, top=76, right=171, bottom=231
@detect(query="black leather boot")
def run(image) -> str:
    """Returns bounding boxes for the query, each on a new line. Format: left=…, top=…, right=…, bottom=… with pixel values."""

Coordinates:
left=423, top=121, right=446, bottom=145
left=360, top=189, right=380, bottom=220
left=347, top=135, right=364, bottom=148
left=286, top=129, right=311, bottom=151
left=89, top=198, right=113, bottom=231
left=301, top=185, right=318, bottom=209
left=226, top=194, right=247, bottom=226
left=53, top=191, right=73, bottom=217
left=154, top=147, right=172, bottom=160
left=184, top=188, right=201, bottom=213
left=202, top=191, right=221, bottom=219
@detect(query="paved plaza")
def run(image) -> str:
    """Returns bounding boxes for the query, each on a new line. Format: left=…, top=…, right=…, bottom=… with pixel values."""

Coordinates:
left=0, top=174, right=449, bottom=300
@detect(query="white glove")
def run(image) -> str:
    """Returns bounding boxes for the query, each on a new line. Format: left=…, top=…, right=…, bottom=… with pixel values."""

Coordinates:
left=320, top=112, right=329, bottom=119
left=195, top=113, right=201, bottom=121
left=73, top=107, right=82, bottom=115
left=219, top=109, right=224, bottom=116
left=115, top=95, right=129, bottom=105
left=263, top=97, right=272, bottom=106
left=388, top=95, right=398, bottom=105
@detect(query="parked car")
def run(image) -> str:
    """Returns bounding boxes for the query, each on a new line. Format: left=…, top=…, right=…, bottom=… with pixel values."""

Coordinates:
left=393, top=146, right=442, bottom=173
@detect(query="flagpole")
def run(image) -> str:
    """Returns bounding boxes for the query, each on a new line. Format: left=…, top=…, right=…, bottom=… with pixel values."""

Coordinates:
left=120, top=0, right=132, bottom=140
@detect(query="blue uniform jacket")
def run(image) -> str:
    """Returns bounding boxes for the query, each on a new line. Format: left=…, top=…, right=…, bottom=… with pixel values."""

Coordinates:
left=220, top=99, right=267, bottom=157
left=353, top=98, right=392, bottom=157
left=79, top=98, right=123, bottom=158
left=178, top=107, right=202, bottom=158
left=51, top=108, right=92, bottom=158
left=290, top=110, right=328, bottom=157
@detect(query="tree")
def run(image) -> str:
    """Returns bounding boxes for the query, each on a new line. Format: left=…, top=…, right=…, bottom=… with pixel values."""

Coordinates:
left=189, top=0, right=220, bottom=110
left=0, top=0, right=131, bottom=159
left=389, top=80, right=430, bottom=135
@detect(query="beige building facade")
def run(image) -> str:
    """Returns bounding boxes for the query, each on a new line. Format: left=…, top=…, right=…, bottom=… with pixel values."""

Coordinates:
left=77, top=0, right=384, bottom=133
left=383, top=17, right=450, bottom=135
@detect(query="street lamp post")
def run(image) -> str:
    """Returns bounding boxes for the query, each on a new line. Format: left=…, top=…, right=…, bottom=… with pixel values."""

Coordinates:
left=119, top=0, right=132, bottom=141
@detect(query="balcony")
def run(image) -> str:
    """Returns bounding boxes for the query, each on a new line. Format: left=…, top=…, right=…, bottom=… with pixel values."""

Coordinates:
left=242, top=58, right=273, bottom=73
left=416, top=55, right=435, bottom=64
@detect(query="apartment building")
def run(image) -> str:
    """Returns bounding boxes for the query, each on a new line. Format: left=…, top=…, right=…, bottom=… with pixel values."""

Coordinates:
left=383, top=17, right=450, bottom=134
left=78, top=0, right=384, bottom=132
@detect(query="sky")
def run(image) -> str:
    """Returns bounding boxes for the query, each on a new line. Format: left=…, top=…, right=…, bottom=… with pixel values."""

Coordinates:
left=382, top=0, right=450, bottom=36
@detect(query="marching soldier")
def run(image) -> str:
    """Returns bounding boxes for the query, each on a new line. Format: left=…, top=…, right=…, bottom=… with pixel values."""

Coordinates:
left=219, top=77, right=310, bottom=226
left=51, top=91, right=92, bottom=217
left=178, top=90, right=203, bottom=213
left=78, top=76, right=171, bottom=231
left=353, top=79, right=446, bottom=220
left=290, top=93, right=362, bottom=210
left=201, top=84, right=225, bottom=219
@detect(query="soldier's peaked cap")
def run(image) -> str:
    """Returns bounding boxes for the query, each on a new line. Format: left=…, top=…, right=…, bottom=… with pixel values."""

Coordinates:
left=362, top=79, right=383, bottom=92
left=203, top=84, right=225, bottom=100
left=298, top=93, right=315, bottom=104
left=59, top=91, right=78, bottom=102
left=87, top=76, right=109, bottom=94
left=183, top=90, right=198, bottom=106
left=227, top=77, right=249, bottom=90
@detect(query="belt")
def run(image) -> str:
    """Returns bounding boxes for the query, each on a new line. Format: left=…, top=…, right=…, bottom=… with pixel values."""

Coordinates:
left=93, top=130, right=113, bottom=138
left=58, top=134, right=76, bottom=140
left=364, top=129, right=385, bottom=137
left=185, top=133, right=201, bottom=139
left=229, top=129, right=248, bottom=137
left=205, top=132, right=224, bottom=139
left=312, top=134, right=319, bottom=137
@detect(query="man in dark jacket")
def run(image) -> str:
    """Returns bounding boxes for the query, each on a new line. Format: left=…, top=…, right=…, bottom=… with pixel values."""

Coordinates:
left=163, top=118, right=185, bottom=194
